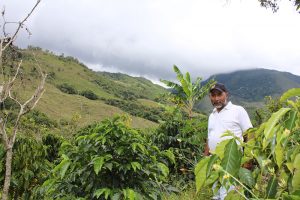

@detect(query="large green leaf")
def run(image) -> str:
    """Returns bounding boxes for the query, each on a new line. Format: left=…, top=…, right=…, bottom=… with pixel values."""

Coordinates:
left=292, top=154, right=300, bottom=192
left=280, top=88, right=300, bottom=103
left=238, top=168, right=255, bottom=188
left=221, top=139, right=242, bottom=176
left=292, top=169, right=300, bottom=193
left=194, top=157, right=210, bottom=192
left=275, top=143, right=284, bottom=168
left=285, top=110, right=298, bottom=131
left=53, top=155, right=71, bottom=179
left=263, top=108, right=290, bottom=149
left=206, top=154, right=218, bottom=177
left=213, top=139, right=230, bottom=159
left=265, top=176, right=278, bottom=199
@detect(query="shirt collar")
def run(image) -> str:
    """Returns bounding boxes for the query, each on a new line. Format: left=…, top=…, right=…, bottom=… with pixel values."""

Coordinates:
left=212, top=101, right=232, bottom=113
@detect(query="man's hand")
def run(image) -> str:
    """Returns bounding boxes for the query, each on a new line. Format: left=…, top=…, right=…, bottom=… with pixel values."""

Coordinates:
left=203, top=142, right=210, bottom=156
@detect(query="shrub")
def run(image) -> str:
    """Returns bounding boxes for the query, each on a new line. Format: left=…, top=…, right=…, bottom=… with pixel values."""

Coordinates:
left=79, top=90, right=98, bottom=100
left=40, top=116, right=174, bottom=199
left=57, top=83, right=77, bottom=94
left=152, top=107, right=208, bottom=180
left=0, top=137, right=52, bottom=199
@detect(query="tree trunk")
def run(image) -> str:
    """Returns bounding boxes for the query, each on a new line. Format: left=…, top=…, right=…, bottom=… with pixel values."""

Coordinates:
left=2, top=147, right=13, bottom=200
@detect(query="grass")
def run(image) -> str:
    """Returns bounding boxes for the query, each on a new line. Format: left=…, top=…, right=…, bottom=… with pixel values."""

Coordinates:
left=163, top=184, right=212, bottom=200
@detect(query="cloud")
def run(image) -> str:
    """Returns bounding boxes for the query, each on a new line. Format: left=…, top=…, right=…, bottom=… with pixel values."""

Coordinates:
left=1, top=0, right=300, bottom=82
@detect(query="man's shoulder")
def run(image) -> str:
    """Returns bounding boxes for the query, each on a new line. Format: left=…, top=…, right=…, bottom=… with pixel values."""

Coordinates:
left=229, top=102, right=246, bottom=111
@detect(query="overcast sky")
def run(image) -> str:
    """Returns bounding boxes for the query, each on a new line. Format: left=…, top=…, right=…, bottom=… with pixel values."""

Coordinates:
left=1, top=0, right=300, bottom=83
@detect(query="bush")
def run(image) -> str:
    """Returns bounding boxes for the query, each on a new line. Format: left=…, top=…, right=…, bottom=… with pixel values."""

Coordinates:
left=152, top=107, right=208, bottom=180
left=79, top=90, right=98, bottom=100
left=57, top=83, right=77, bottom=94
left=0, top=137, right=52, bottom=199
left=39, top=116, right=174, bottom=199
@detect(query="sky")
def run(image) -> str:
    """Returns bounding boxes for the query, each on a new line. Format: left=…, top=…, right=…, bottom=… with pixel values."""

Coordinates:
left=1, top=0, right=300, bottom=84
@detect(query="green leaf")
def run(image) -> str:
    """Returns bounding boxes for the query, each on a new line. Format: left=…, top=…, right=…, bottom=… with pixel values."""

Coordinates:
left=292, top=169, right=300, bottom=193
left=157, top=162, right=169, bottom=177
left=263, top=108, right=290, bottom=149
left=123, top=188, right=136, bottom=200
left=53, top=156, right=71, bottom=179
left=206, top=154, right=218, bottom=178
left=285, top=110, right=298, bottom=131
left=275, top=143, right=284, bottom=168
left=280, top=88, right=300, bottom=103
left=130, top=162, right=142, bottom=172
left=221, top=139, right=242, bottom=176
left=265, top=176, right=278, bottom=199
left=162, top=150, right=175, bottom=164
left=194, top=157, right=210, bottom=193
left=213, top=139, right=230, bottom=159
left=238, top=168, right=255, bottom=188
left=292, top=154, right=300, bottom=192
left=93, top=156, right=105, bottom=175
left=94, top=188, right=111, bottom=199
left=294, top=153, right=300, bottom=170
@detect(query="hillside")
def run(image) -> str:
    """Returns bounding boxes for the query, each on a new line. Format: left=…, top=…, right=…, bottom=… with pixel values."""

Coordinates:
left=18, top=47, right=168, bottom=129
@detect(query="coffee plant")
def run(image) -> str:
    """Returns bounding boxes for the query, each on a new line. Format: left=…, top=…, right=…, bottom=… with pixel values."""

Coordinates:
left=40, top=116, right=174, bottom=199
left=152, top=107, right=207, bottom=181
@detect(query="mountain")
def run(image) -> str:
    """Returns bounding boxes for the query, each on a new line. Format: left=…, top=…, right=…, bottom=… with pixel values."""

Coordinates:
left=210, top=68, right=300, bottom=102
left=15, top=47, right=300, bottom=129
left=197, top=68, right=300, bottom=115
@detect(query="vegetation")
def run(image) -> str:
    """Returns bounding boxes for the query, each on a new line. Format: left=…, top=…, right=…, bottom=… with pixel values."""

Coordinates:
left=38, top=116, right=174, bottom=199
left=195, top=88, right=300, bottom=199
left=161, top=65, right=215, bottom=118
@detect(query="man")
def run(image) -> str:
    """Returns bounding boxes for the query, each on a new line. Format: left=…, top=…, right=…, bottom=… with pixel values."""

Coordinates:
left=204, top=83, right=253, bottom=199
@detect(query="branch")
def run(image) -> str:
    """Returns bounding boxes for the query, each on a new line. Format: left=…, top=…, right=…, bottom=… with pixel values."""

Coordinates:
left=2, top=0, right=41, bottom=51
left=0, top=60, right=22, bottom=103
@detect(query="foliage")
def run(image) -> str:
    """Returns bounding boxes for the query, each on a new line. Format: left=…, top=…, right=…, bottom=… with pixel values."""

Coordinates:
left=42, top=134, right=64, bottom=163
left=195, top=88, right=300, bottom=199
left=57, top=83, right=78, bottom=94
left=39, top=116, right=174, bottom=199
left=105, top=99, right=165, bottom=122
left=152, top=107, right=208, bottom=180
left=258, top=0, right=300, bottom=12
left=254, top=96, right=282, bottom=126
left=161, top=65, right=215, bottom=118
left=80, top=90, right=99, bottom=100
left=0, top=137, right=52, bottom=199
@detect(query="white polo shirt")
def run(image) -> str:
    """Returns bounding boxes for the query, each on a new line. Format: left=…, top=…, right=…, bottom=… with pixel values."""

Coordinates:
left=208, top=101, right=252, bottom=152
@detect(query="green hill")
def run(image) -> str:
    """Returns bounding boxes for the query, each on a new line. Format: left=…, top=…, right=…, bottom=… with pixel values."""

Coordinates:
left=19, top=47, right=167, bottom=129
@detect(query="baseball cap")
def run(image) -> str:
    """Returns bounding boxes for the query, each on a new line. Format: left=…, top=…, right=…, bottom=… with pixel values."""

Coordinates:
left=210, top=83, right=228, bottom=93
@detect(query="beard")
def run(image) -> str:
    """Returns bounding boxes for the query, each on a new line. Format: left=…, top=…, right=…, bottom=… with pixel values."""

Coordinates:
left=212, top=99, right=228, bottom=110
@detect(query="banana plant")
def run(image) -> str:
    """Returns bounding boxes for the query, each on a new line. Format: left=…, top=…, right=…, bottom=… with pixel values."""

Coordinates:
left=161, top=65, right=215, bottom=118
left=195, top=88, right=300, bottom=199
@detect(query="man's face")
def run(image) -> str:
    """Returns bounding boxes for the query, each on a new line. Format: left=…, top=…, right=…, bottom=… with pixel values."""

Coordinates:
left=209, top=90, right=228, bottom=110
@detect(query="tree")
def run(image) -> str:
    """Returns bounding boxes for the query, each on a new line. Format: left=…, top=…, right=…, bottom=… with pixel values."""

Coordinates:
left=258, top=0, right=300, bottom=12
left=0, top=1, right=45, bottom=199
left=161, top=65, right=215, bottom=118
